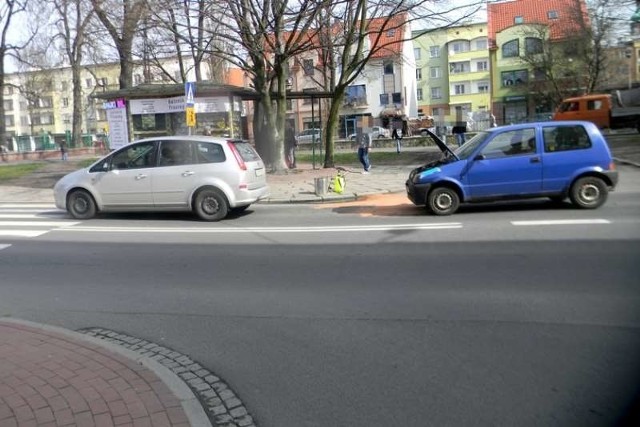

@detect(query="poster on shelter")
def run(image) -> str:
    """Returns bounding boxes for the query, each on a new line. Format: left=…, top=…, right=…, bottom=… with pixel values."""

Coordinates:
left=106, top=108, right=129, bottom=150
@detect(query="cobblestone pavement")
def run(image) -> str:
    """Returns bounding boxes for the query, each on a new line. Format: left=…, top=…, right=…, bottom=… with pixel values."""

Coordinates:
left=0, top=319, right=211, bottom=427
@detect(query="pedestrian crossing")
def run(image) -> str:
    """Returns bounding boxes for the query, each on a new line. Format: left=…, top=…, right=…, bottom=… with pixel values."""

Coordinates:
left=0, top=203, right=79, bottom=239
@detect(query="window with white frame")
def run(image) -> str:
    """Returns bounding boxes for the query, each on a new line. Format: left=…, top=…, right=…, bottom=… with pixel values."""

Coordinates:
left=383, top=61, right=394, bottom=75
left=476, top=61, right=488, bottom=71
left=62, top=98, right=69, bottom=107
left=85, top=78, right=93, bottom=88
left=431, top=87, right=442, bottom=99
left=303, top=59, right=315, bottom=76
left=416, top=68, right=422, bottom=80
left=475, top=38, right=488, bottom=50
left=414, top=48, right=421, bottom=60
left=430, top=66, right=441, bottom=78
left=417, top=88, right=423, bottom=101
left=454, top=84, right=466, bottom=95
left=429, top=46, right=440, bottom=58
left=477, top=82, right=490, bottom=93
left=432, top=107, right=443, bottom=117
left=548, top=10, right=559, bottom=19
left=450, top=62, right=470, bottom=74
left=450, top=40, right=470, bottom=54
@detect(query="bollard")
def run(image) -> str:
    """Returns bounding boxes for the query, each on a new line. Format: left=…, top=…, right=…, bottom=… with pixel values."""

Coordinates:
left=314, top=177, right=329, bottom=196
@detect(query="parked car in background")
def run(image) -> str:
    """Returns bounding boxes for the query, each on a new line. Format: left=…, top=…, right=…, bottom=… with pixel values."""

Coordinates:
left=54, top=136, right=269, bottom=221
left=348, top=126, right=390, bottom=140
left=406, top=121, right=618, bottom=215
left=295, top=128, right=322, bottom=144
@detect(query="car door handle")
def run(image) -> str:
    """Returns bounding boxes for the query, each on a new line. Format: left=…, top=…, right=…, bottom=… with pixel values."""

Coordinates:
left=530, top=156, right=541, bottom=163
left=135, top=174, right=148, bottom=180
left=182, top=171, right=195, bottom=177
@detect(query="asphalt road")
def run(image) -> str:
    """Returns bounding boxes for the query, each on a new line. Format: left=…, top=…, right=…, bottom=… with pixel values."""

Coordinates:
left=1, top=167, right=640, bottom=427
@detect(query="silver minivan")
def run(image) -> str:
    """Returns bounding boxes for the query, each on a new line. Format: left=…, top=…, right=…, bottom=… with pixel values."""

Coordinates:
left=54, top=136, right=269, bottom=221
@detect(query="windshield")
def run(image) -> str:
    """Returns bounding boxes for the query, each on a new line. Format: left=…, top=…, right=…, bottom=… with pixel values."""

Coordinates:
left=454, top=132, right=490, bottom=160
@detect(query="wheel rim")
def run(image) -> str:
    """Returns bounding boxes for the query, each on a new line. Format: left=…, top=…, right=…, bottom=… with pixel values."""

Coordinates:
left=73, top=196, right=88, bottom=214
left=434, top=192, right=453, bottom=211
left=201, top=195, right=220, bottom=215
left=579, top=183, right=600, bottom=204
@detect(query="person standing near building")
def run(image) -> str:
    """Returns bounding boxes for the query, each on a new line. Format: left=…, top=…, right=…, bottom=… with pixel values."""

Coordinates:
left=357, top=128, right=372, bottom=174
left=60, top=141, right=68, bottom=161
left=392, top=127, right=403, bottom=154
left=452, top=122, right=467, bottom=147
left=284, top=122, right=298, bottom=169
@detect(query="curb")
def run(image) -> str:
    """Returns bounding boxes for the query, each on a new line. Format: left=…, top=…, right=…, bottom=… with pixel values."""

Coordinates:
left=0, top=318, right=213, bottom=427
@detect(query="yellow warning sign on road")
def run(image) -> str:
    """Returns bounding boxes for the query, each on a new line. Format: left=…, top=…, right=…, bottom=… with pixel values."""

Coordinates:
left=186, top=107, right=196, bottom=127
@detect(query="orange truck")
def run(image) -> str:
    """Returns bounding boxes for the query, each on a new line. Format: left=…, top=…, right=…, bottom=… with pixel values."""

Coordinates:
left=553, top=88, right=640, bottom=133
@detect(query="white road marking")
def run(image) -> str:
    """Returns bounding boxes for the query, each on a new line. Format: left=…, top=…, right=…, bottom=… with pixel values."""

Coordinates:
left=511, top=219, right=611, bottom=226
left=57, top=223, right=463, bottom=234
left=0, top=231, right=49, bottom=237
left=0, top=213, right=66, bottom=219
left=0, top=244, right=12, bottom=250
left=0, top=221, right=80, bottom=227
left=0, top=204, right=56, bottom=209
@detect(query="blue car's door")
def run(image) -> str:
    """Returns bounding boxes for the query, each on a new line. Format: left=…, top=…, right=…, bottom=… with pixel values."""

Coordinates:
left=465, top=127, right=543, bottom=198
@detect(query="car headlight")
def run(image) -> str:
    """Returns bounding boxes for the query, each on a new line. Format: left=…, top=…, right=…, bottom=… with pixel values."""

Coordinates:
left=413, top=167, right=440, bottom=183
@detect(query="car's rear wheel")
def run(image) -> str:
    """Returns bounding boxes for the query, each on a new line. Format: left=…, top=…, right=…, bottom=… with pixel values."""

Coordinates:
left=67, top=189, right=96, bottom=219
left=427, top=187, right=459, bottom=216
left=194, top=188, right=229, bottom=221
left=569, top=176, right=608, bottom=209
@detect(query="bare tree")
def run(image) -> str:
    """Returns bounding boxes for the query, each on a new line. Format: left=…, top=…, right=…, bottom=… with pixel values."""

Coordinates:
left=517, top=0, right=638, bottom=109
left=309, top=1, right=484, bottom=167
left=38, top=0, right=97, bottom=147
left=89, top=0, right=150, bottom=89
left=0, top=0, right=30, bottom=149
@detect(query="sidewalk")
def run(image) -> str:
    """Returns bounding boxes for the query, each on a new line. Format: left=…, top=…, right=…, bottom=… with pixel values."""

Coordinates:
left=0, top=153, right=426, bottom=205
left=0, top=318, right=211, bottom=427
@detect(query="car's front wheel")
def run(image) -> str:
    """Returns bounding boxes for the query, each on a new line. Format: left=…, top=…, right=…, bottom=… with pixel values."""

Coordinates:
left=194, top=188, right=229, bottom=221
left=569, top=176, right=608, bottom=209
left=427, top=187, right=460, bottom=216
left=67, top=189, right=97, bottom=219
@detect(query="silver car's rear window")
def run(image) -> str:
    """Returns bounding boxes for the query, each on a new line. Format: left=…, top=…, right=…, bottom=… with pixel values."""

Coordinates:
left=230, top=141, right=261, bottom=162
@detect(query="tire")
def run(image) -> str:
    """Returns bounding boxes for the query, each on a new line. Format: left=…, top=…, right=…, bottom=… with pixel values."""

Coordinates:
left=194, top=188, right=229, bottom=221
left=569, top=176, right=608, bottom=209
left=230, top=204, right=250, bottom=214
left=67, top=189, right=96, bottom=219
left=427, top=187, right=460, bottom=216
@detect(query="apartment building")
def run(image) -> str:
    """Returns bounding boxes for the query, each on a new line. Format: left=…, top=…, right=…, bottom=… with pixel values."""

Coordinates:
left=288, top=14, right=418, bottom=139
left=488, top=0, right=590, bottom=124
left=413, top=22, right=492, bottom=131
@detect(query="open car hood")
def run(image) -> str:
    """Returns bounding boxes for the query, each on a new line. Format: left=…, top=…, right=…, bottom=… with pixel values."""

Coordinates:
left=423, top=129, right=459, bottom=161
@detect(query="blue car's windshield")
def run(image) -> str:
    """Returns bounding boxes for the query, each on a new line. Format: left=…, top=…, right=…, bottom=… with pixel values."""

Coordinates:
left=454, top=132, right=490, bottom=160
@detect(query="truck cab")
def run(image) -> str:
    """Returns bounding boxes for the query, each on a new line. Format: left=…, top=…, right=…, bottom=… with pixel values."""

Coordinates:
left=553, top=95, right=612, bottom=129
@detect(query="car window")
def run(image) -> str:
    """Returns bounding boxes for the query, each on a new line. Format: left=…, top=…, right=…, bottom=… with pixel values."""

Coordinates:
left=111, top=141, right=156, bottom=170
left=543, top=125, right=591, bottom=152
left=196, top=142, right=226, bottom=164
left=480, top=128, right=536, bottom=159
left=159, top=140, right=194, bottom=166
left=230, top=141, right=261, bottom=162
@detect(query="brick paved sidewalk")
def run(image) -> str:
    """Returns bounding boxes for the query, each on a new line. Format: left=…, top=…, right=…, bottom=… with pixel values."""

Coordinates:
left=0, top=319, right=211, bottom=427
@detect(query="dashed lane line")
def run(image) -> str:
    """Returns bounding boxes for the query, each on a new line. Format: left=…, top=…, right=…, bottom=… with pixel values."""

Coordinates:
left=511, top=219, right=611, bottom=226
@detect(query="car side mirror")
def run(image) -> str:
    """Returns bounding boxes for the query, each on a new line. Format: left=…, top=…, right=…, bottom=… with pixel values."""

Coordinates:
left=474, top=154, right=486, bottom=161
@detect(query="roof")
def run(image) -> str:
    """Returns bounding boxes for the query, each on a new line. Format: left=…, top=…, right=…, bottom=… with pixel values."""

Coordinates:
left=92, top=82, right=261, bottom=101
left=367, top=13, right=407, bottom=59
left=488, top=0, right=590, bottom=48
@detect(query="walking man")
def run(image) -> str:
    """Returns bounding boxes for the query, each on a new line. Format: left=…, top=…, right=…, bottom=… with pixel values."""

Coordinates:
left=357, top=128, right=372, bottom=174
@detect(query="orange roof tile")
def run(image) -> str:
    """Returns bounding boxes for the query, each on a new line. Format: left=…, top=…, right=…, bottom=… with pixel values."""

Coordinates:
left=488, top=0, right=590, bottom=48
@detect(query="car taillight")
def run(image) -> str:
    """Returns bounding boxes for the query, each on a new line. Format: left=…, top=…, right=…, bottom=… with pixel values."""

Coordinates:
left=228, top=142, right=247, bottom=170
left=609, top=161, right=616, bottom=171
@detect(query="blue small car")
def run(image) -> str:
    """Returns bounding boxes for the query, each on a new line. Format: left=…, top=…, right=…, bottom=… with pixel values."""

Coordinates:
left=406, top=121, right=618, bottom=215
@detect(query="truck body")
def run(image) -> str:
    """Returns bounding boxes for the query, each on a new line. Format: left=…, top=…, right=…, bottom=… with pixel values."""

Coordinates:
left=553, top=87, right=640, bottom=133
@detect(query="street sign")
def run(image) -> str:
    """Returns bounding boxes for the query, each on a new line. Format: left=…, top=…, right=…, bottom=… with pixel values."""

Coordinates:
left=185, top=82, right=195, bottom=106
left=186, top=106, right=196, bottom=127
